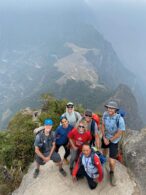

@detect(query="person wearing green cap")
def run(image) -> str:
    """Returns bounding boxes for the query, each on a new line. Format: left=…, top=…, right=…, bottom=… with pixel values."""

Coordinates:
left=33, top=118, right=66, bottom=178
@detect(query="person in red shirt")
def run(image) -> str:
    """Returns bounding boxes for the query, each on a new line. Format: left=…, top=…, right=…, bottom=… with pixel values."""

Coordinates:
left=68, top=119, right=92, bottom=173
left=72, top=143, right=103, bottom=190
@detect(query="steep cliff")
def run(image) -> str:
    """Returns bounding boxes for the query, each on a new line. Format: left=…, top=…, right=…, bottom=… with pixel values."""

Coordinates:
left=123, top=128, right=146, bottom=195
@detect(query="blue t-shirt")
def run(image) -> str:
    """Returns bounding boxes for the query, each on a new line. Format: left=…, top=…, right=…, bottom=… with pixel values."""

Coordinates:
left=102, top=112, right=125, bottom=143
left=55, top=124, right=73, bottom=145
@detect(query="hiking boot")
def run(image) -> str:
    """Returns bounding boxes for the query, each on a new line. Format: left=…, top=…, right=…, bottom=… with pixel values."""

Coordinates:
left=33, top=169, right=39, bottom=178
left=59, top=168, right=67, bottom=177
left=109, top=171, right=116, bottom=186
left=63, top=158, right=69, bottom=165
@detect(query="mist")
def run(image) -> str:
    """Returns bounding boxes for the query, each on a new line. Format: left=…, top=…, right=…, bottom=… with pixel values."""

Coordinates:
left=85, top=0, right=146, bottom=82
left=0, top=0, right=146, bottom=129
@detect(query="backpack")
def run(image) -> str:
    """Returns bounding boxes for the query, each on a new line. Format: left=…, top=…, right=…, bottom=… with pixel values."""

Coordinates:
left=90, top=113, right=100, bottom=137
left=91, top=147, right=106, bottom=166
left=80, top=147, right=106, bottom=166
left=92, top=113, right=100, bottom=128
left=33, top=129, right=46, bottom=151
left=33, top=126, right=45, bottom=135
left=116, top=108, right=126, bottom=129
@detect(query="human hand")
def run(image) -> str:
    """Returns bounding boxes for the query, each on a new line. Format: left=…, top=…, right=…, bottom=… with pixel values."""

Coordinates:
left=72, top=176, right=77, bottom=182
left=103, top=137, right=109, bottom=145
left=73, top=146, right=78, bottom=151
left=44, top=156, right=50, bottom=162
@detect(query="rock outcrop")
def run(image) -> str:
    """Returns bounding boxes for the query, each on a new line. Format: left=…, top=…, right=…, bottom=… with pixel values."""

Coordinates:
left=123, top=128, right=146, bottom=195
left=13, top=148, right=140, bottom=195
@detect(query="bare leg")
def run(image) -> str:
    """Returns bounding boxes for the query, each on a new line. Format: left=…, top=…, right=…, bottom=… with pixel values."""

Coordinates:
left=109, top=157, right=116, bottom=172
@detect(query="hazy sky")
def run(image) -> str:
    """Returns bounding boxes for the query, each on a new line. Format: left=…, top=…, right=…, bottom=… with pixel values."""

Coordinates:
left=1, top=0, right=146, bottom=81
left=84, top=0, right=146, bottom=81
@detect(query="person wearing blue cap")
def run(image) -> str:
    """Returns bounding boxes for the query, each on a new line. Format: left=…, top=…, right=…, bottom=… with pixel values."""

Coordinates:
left=33, top=118, right=66, bottom=178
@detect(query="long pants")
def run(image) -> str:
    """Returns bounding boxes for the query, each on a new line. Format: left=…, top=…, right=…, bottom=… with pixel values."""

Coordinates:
left=77, top=165, right=97, bottom=190
left=70, top=149, right=80, bottom=169
left=55, top=142, right=70, bottom=159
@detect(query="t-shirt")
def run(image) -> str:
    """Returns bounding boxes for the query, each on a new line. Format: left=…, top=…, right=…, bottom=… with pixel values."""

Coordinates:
left=68, top=128, right=92, bottom=151
left=55, top=124, right=73, bottom=145
left=34, top=131, right=55, bottom=153
left=82, top=154, right=99, bottom=178
left=102, top=112, right=125, bottom=143
left=62, top=111, right=82, bottom=127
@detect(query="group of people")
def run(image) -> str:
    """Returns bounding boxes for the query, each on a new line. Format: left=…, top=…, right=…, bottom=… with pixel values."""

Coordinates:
left=33, top=101, right=125, bottom=189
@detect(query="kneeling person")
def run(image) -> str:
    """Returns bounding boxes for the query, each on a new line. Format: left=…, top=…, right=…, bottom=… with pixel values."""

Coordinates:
left=33, top=118, right=66, bottom=178
left=72, top=144, right=103, bottom=190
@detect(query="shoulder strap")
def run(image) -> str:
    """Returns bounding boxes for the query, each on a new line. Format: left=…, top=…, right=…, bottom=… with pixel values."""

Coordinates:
left=91, top=119, right=95, bottom=137
left=116, top=114, right=121, bottom=129
left=38, top=130, right=45, bottom=144
left=74, top=112, right=79, bottom=122
left=90, top=151, right=96, bottom=166
left=79, top=153, right=84, bottom=166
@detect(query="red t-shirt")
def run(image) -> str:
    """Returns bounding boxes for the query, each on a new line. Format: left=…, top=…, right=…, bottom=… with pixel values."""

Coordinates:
left=68, top=128, right=92, bottom=151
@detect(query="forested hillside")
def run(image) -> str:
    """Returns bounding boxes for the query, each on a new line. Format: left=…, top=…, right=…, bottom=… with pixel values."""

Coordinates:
left=0, top=94, right=84, bottom=194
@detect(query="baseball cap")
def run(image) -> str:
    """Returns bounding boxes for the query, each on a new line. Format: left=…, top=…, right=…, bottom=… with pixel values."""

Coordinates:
left=44, top=119, right=53, bottom=126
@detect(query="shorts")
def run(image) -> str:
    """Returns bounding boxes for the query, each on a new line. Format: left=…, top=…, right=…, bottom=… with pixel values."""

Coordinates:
left=101, top=138, right=118, bottom=159
left=35, top=151, right=61, bottom=165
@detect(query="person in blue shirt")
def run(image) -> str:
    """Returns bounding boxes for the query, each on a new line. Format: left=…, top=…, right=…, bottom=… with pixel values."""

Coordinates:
left=55, top=116, right=73, bottom=164
left=101, top=100, right=125, bottom=186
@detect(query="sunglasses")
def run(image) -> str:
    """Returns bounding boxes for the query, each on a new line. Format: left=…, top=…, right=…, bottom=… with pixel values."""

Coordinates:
left=67, top=106, right=73, bottom=108
left=79, top=125, right=85, bottom=128
left=85, top=114, right=92, bottom=117
left=107, top=107, right=116, bottom=110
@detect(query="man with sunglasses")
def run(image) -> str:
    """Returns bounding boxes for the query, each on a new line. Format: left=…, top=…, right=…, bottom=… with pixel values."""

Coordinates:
left=101, top=100, right=125, bottom=186
left=61, top=102, right=82, bottom=127
left=68, top=119, right=92, bottom=174
left=84, top=109, right=100, bottom=149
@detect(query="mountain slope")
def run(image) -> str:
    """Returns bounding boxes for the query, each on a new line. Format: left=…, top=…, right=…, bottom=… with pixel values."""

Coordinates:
left=0, top=6, right=144, bottom=129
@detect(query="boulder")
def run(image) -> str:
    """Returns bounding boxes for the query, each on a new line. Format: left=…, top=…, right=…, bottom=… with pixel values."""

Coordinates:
left=123, top=128, right=146, bottom=195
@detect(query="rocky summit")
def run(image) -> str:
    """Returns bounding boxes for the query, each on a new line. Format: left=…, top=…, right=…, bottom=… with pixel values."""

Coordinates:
left=13, top=148, right=140, bottom=195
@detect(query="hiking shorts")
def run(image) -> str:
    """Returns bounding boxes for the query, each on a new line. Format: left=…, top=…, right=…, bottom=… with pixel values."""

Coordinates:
left=101, top=138, right=118, bottom=159
left=35, top=151, right=61, bottom=165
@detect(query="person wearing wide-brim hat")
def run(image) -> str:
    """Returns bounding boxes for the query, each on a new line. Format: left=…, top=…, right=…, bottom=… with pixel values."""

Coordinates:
left=101, top=100, right=125, bottom=186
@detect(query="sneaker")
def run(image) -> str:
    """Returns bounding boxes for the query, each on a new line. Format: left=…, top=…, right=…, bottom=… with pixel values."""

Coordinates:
left=33, top=169, right=39, bottom=178
left=109, top=171, right=116, bottom=186
left=63, top=158, right=69, bottom=165
left=59, top=168, right=67, bottom=177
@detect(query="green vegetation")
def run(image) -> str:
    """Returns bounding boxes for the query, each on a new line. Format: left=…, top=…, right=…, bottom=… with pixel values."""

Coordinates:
left=0, top=94, right=85, bottom=194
